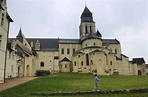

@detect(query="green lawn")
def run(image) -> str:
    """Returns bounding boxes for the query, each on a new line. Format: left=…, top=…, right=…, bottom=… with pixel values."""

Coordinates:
left=0, top=73, right=148, bottom=97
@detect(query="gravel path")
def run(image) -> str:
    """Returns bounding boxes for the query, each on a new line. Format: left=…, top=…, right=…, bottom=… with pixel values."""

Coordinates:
left=0, top=77, right=37, bottom=91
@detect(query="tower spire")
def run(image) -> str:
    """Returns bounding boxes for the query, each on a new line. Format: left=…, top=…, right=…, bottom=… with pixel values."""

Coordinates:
left=80, top=6, right=93, bottom=22
left=85, top=0, right=86, bottom=6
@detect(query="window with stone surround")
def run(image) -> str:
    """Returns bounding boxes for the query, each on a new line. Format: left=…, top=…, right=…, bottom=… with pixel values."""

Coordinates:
left=61, top=48, right=64, bottom=54
left=40, top=62, right=44, bottom=67
left=73, top=48, right=75, bottom=54
left=81, top=61, right=83, bottom=66
left=74, top=61, right=76, bottom=66
left=67, top=48, right=70, bottom=54
left=110, top=61, right=112, bottom=65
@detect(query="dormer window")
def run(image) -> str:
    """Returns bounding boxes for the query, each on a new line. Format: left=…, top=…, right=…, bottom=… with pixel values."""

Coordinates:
left=35, top=40, right=40, bottom=50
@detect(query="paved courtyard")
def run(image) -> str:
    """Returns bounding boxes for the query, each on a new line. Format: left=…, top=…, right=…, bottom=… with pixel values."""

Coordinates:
left=0, top=77, right=37, bottom=91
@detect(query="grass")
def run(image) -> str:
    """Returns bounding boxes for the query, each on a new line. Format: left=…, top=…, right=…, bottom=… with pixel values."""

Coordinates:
left=0, top=73, right=148, bottom=97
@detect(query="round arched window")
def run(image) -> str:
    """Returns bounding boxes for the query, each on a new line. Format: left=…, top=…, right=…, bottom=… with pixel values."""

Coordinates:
left=40, top=62, right=44, bottom=67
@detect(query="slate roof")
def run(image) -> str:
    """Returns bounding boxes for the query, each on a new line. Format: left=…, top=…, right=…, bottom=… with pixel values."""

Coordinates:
left=90, top=49, right=103, bottom=53
left=102, top=39, right=120, bottom=46
left=8, top=38, right=120, bottom=51
left=82, top=33, right=101, bottom=42
left=27, top=38, right=59, bottom=51
left=59, top=39, right=81, bottom=44
left=121, top=54, right=129, bottom=58
left=96, top=30, right=102, bottom=38
left=16, top=28, right=23, bottom=38
left=132, top=58, right=145, bottom=64
left=81, top=6, right=92, bottom=15
left=80, top=6, right=94, bottom=22
left=116, top=56, right=122, bottom=60
left=60, top=57, right=71, bottom=62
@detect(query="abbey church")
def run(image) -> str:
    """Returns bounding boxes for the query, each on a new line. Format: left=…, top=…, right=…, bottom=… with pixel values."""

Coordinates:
left=0, top=0, right=147, bottom=83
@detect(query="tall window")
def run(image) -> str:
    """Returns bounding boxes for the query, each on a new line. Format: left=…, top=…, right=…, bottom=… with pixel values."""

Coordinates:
left=110, top=61, right=112, bottom=65
left=73, top=48, right=75, bottom=54
left=40, top=62, right=44, bottom=67
left=94, top=43, right=95, bottom=46
left=81, top=61, right=83, bottom=66
left=1, top=13, right=4, bottom=26
left=9, top=50, right=11, bottom=58
left=65, top=64, right=67, bottom=68
left=90, top=26, right=92, bottom=33
left=74, top=61, right=76, bottom=66
left=86, top=54, right=89, bottom=66
left=61, top=48, right=64, bottom=54
left=85, top=26, right=88, bottom=33
left=115, top=49, right=117, bottom=54
left=67, top=48, right=70, bottom=54
left=0, top=35, right=2, bottom=48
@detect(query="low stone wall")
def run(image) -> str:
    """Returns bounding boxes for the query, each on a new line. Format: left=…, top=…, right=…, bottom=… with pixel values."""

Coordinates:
left=29, top=88, right=148, bottom=96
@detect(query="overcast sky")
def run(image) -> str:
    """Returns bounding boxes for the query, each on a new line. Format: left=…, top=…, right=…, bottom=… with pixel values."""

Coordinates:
left=7, top=0, right=148, bottom=63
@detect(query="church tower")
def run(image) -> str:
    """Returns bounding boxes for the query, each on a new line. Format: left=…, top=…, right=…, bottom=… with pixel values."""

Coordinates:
left=79, top=6, right=96, bottom=41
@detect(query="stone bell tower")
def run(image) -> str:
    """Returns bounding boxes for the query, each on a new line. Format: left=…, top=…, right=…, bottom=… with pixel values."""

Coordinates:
left=79, top=6, right=96, bottom=41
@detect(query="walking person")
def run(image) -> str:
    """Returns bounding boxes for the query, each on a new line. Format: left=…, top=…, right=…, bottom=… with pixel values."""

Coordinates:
left=93, top=74, right=99, bottom=91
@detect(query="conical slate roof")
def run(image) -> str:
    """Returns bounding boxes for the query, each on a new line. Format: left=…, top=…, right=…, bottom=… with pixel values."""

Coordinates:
left=16, top=28, right=23, bottom=37
left=81, top=6, right=92, bottom=17
left=80, top=6, right=94, bottom=22
left=82, top=6, right=92, bottom=14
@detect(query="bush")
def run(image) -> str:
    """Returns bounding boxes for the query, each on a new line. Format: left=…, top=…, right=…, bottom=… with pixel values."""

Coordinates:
left=36, top=70, right=50, bottom=76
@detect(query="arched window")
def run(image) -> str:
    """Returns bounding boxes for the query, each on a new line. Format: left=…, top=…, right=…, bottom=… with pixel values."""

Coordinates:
left=81, top=61, right=83, bottom=66
left=73, top=48, right=75, bottom=54
left=65, top=64, right=67, bottom=68
left=115, top=49, right=117, bottom=54
left=40, top=62, right=44, bottom=67
left=86, top=54, right=89, bottom=66
left=94, top=43, right=95, bottom=46
left=67, top=48, right=70, bottom=54
left=85, top=26, right=88, bottom=33
left=110, top=61, right=112, bottom=65
left=90, top=26, right=92, bottom=33
left=74, top=61, right=76, bottom=66
left=61, top=48, right=64, bottom=54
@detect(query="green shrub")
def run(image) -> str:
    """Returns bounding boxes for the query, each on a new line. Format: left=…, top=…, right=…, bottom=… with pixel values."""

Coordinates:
left=36, top=70, right=50, bottom=76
